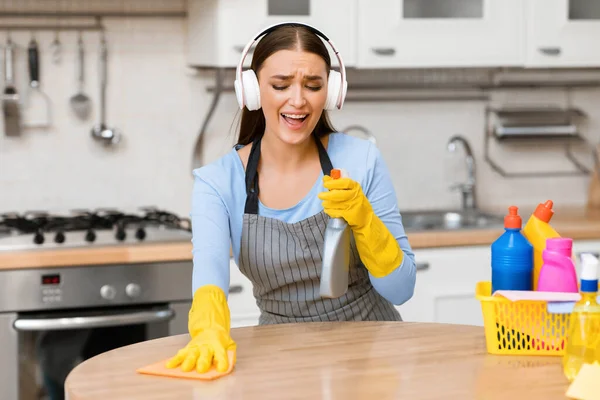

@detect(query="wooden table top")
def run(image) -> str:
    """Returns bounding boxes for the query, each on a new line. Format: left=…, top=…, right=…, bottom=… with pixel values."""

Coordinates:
left=64, top=321, right=571, bottom=400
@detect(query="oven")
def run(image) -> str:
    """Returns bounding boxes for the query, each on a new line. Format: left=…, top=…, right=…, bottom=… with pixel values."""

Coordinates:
left=0, top=261, right=193, bottom=400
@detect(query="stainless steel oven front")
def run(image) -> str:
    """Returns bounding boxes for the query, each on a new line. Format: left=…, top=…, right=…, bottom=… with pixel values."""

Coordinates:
left=0, top=261, right=193, bottom=400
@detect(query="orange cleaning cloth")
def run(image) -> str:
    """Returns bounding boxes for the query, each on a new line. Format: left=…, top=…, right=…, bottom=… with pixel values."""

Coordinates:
left=136, top=351, right=235, bottom=381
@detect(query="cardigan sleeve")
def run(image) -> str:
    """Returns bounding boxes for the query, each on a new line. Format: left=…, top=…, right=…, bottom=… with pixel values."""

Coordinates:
left=362, top=142, right=417, bottom=306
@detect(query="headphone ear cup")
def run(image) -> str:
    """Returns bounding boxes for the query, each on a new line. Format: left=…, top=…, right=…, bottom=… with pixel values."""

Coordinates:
left=242, top=70, right=261, bottom=111
left=325, top=70, right=342, bottom=110
left=234, top=78, right=244, bottom=109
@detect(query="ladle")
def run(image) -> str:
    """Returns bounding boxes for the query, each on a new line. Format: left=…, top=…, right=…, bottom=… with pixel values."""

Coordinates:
left=91, top=31, right=121, bottom=145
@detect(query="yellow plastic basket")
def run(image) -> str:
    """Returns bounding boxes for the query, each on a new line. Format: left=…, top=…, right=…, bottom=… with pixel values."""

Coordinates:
left=475, top=281, right=570, bottom=356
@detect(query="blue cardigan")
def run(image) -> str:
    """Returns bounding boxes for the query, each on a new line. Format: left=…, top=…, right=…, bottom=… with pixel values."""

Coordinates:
left=189, top=132, right=416, bottom=306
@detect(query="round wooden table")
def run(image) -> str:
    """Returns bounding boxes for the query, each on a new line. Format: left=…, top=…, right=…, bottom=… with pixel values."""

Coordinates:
left=65, top=321, right=571, bottom=399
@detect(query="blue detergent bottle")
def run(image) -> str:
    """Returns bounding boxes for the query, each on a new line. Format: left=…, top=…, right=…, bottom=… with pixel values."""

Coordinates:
left=491, top=206, right=534, bottom=293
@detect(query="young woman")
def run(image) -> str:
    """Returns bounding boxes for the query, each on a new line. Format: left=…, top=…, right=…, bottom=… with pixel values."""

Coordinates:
left=166, top=23, right=416, bottom=375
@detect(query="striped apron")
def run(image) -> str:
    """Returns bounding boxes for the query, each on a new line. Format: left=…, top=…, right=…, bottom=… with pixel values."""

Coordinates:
left=238, top=134, right=402, bottom=325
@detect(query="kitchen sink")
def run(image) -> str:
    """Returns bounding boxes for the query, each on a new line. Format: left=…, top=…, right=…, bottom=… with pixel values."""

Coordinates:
left=400, top=209, right=505, bottom=232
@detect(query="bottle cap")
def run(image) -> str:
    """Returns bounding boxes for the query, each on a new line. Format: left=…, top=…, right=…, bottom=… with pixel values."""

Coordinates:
left=504, top=206, right=522, bottom=229
left=580, top=253, right=599, bottom=293
left=533, top=200, right=554, bottom=223
left=546, top=237, right=572, bottom=251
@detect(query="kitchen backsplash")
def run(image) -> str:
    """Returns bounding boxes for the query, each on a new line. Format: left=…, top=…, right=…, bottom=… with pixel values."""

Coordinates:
left=1, top=18, right=599, bottom=217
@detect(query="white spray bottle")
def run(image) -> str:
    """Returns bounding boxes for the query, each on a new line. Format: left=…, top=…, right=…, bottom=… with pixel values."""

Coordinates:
left=320, top=168, right=351, bottom=298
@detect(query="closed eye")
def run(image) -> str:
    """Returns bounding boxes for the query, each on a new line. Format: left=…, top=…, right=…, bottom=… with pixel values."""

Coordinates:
left=272, top=85, right=322, bottom=91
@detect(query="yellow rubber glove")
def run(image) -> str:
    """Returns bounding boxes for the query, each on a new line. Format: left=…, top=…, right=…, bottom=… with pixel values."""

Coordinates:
left=165, top=284, right=236, bottom=373
left=318, top=175, right=403, bottom=278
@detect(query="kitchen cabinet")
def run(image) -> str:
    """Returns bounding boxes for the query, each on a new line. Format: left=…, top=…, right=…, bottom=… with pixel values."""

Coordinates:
left=571, top=239, right=600, bottom=275
left=526, top=0, right=600, bottom=67
left=396, top=245, right=491, bottom=326
left=187, top=0, right=357, bottom=68
left=398, top=239, right=600, bottom=327
left=356, top=0, right=525, bottom=68
left=228, top=257, right=261, bottom=328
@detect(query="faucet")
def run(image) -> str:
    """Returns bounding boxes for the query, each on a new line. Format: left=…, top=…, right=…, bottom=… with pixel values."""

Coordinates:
left=447, top=135, right=477, bottom=210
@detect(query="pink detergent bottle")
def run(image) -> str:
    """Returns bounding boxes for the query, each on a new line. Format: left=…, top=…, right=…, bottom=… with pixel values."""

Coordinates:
left=537, top=238, right=579, bottom=293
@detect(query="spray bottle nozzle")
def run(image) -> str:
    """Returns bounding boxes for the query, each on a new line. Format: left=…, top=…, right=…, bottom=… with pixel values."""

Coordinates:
left=330, top=168, right=348, bottom=180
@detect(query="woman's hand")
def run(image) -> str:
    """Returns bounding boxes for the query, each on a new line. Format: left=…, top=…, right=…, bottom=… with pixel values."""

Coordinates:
left=318, top=175, right=404, bottom=278
left=318, top=175, right=373, bottom=230
left=165, top=328, right=236, bottom=373
left=165, top=285, right=236, bottom=374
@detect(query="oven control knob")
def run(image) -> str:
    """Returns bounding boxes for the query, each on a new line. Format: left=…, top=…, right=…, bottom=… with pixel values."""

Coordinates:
left=100, top=285, right=116, bottom=300
left=125, top=283, right=141, bottom=298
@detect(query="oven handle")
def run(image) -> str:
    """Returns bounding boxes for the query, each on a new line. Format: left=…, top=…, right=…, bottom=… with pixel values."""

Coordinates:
left=13, top=309, right=175, bottom=331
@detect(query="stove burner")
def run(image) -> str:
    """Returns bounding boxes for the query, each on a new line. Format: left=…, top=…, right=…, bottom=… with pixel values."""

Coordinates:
left=0, top=206, right=192, bottom=249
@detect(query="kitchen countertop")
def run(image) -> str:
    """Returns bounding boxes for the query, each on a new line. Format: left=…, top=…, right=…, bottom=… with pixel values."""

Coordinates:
left=64, top=321, right=571, bottom=400
left=409, top=206, right=600, bottom=248
left=2, top=206, right=600, bottom=270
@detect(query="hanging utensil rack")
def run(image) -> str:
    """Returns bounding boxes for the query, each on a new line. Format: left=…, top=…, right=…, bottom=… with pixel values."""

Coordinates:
left=483, top=106, right=593, bottom=178
left=0, top=0, right=186, bottom=31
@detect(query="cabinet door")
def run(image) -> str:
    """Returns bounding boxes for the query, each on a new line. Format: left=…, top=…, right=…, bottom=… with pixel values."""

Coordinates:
left=357, top=0, right=524, bottom=68
left=571, top=240, right=600, bottom=276
left=228, top=258, right=261, bottom=326
left=188, top=0, right=357, bottom=67
left=527, top=0, right=600, bottom=67
left=396, top=246, right=491, bottom=326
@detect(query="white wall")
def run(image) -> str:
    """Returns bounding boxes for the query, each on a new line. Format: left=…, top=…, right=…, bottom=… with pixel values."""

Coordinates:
left=1, top=18, right=599, bottom=218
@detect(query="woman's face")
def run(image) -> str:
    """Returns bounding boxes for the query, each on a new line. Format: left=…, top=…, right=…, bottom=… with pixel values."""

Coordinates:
left=257, top=49, right=328, bottom=146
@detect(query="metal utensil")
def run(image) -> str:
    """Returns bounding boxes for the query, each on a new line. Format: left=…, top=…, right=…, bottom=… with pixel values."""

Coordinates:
left=23, top=36, right=51, bottom=128
left=70, top=34, right=91, bottom=120
left=91, top=31, right=121, bottom=145
left=50, top=30, right=61, bottom=64
left=2, top=37, right=21, bottom=136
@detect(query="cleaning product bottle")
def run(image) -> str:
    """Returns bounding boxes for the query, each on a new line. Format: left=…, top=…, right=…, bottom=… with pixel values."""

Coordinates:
left=320, top=168, right=351, bottom=299
left=522, top=200, right=560, bottom=290
left=562, top=253, right=600, bottom=382
left=491, top=206, right=534, bottom=293
left=537, top=237, right=579, bottom=293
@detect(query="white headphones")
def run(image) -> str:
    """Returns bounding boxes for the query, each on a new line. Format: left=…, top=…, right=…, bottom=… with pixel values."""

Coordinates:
left=234, top=22, right=348, bottom=112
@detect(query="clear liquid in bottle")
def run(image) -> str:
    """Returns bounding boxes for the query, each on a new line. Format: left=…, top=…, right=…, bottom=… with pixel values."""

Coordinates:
left=562, top=253, right=600, bottom=382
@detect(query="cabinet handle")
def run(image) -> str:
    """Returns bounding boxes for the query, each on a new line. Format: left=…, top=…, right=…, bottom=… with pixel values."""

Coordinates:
left=371, top=47, right=396, bottom=56
left=538, top=47, right=561, bottom=56
left=416, top=262, right=430, bottom=271
left=234, top=45, right=254, bottom=54
left=229, top=285, right=243, bottom=294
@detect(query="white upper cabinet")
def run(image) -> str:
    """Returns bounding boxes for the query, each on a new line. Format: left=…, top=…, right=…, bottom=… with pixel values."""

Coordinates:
left=356, top=0, right=525, bottom=68
left=526, top=0, right=600, bottom=67
left=187, top=0, right=357, bottom=68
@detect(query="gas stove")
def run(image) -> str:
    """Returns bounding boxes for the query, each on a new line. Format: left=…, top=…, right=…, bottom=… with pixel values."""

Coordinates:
left=0, top=206, right=193, bottom=251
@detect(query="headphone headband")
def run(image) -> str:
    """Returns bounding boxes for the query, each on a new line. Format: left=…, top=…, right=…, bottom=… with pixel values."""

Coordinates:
left=235, top=22, right=347, bottom=110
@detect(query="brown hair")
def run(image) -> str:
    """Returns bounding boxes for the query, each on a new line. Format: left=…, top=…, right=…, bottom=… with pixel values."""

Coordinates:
left=236, top=24, right=337, bottom=146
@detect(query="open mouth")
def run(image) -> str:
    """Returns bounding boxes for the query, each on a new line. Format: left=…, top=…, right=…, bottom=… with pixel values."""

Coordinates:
left=281, top=113, right=308, bottom=129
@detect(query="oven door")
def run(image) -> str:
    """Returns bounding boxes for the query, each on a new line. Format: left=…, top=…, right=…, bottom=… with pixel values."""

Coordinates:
left=2, top=304, right=181, bottom=400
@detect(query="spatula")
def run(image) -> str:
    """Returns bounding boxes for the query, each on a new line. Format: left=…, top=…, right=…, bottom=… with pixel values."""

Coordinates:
left=69, top=33, right=91, bottom=120
left=2, top=37, right=21, bottom=136
left=23, top=37, right=51, bottom=128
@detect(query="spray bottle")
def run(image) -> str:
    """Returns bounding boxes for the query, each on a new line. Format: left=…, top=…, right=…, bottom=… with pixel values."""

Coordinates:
left=562, top=253, right=600, bottom=382
left=320, top=168, right=351, bottom=298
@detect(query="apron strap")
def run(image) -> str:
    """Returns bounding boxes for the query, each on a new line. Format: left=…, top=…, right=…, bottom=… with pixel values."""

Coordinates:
left=244, top=134, right=334, bottom=215
left=244, top=135, right=262, bottom=215
left=315, top=135, right=334, bottom=176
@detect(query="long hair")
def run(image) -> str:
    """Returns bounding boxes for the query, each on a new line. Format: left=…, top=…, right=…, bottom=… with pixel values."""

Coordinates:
left=236, top=24, right=337, bottom=146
